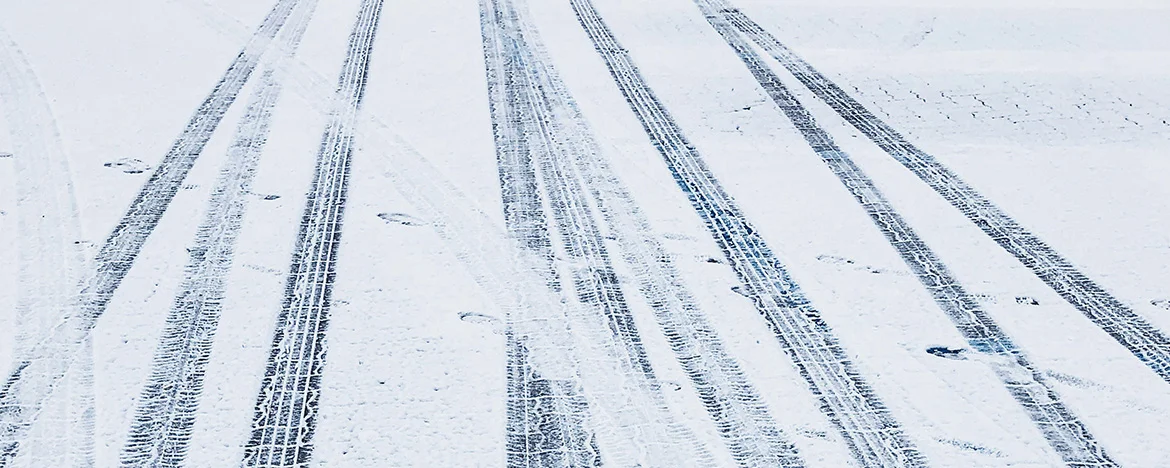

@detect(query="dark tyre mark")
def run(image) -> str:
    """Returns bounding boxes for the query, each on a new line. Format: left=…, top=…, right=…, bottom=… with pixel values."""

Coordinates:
left=479, top=0, right=604, bottom=465
left=491, top=0, right=800, bottom=463
left=0, top=0, right=304, bottom=463
left=505, top=334, right=602, bottom=467
left=239, top=0, right=384, bottom=466
left=714, top=1, right=1170, bottom=389
left=568, top=0, right=924, bottom=465
left=119, top=1, right=317, bottom=466
left=697, top=1, right=1117, bottom=464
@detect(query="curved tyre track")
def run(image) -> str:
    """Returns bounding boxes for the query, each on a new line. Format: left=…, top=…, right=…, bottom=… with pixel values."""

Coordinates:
left=567, top=0, right=925, bottom=466
left=241, top=0, right=384, bottom=465
left=0, top=23, right=93, bottom=468
left=119, top=1, right=318, bottom=466
left=0, top=1, right=303, bottom=463
left=695, top=1, right=1117, bottom=465
left=714, top=2, right=1170, bottom=388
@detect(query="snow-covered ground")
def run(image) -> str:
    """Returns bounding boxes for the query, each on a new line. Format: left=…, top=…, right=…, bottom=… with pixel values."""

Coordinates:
left=1, top=0, right=1168, bottom=466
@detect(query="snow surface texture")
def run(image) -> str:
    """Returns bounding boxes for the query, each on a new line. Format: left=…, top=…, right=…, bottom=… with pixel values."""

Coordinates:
left=0, top=0, right=1168, bottom=466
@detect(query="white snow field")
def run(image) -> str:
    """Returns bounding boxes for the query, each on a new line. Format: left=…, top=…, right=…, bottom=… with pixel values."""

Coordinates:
left=1, top=0, right=1168, bottom=466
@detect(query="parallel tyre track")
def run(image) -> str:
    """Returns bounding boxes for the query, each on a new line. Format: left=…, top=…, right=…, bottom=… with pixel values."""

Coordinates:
left=240, top=0, right=384, bottom=465
left=480, top=0, right=607, bottom=465
left=0, top=0, right=303, bottom=463
left=715, top=2, right=1170, bottom=387
left=524, top=19, right=812, bottom=468
left=694, top=1, right=1117, bottom=465
left=119, top=0, right=318, bottom=465
left=566, top=0, right=923, bottom=465
left=491, top=0, right=733, bottom=465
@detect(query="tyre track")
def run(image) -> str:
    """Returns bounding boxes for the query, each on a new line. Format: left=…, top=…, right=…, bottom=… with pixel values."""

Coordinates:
left=566, top=0, right=927, bottom=466
left=241, top=0, right=383, bottom=465
left=715, top=3, right=1170, bottom=387
left=120, top=1, right=318, bottom=466
left=487, top=0, right=719, bottom=464
left=504, top=1, right=812, bottom=465
left=181, top=3, right=687, bottom=465
left=0, top=24, right=93, bottom=468
left=695, top=1, right=1117, bottom=464
left=177, top=2, right=721, bottom=464
left=481, top=0, right=602, bottom=464
left=0, top=1, right=302, bottom=463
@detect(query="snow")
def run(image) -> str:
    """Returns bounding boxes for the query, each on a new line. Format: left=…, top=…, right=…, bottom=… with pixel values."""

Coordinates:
left=0, top=0, right=1168, bottom=466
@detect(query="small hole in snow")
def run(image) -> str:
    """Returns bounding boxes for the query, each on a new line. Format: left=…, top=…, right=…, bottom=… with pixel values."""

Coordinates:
left=1015, top=296, right=1039, bottom=306
left=926, top=346, right=966, bottom=359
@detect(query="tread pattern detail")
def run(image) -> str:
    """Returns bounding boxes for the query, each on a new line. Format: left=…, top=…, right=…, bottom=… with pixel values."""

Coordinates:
left=119, top=1, right=318, bottom=465
left=240, top=0, right=385, bottom=465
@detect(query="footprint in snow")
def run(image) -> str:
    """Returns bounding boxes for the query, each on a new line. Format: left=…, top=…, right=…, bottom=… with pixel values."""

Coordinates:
left=816, top=254, right=904, bottom=276
left=0, top=152, right=12, bottom=158
left=1152, top=299, right=1170, bottom=311
left=730, top=285, right=752, bottom=298
left=1015, top=296, right=1039, bottom=306
left=926, top=345, right=967, bottom=360
left=104, top=158, right=151, bottom=174
left=936, top=438, right=1006, bottom=458
left=378, top=212, right=425, bottom=226
left=459, top=312, right=503, bottom=335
